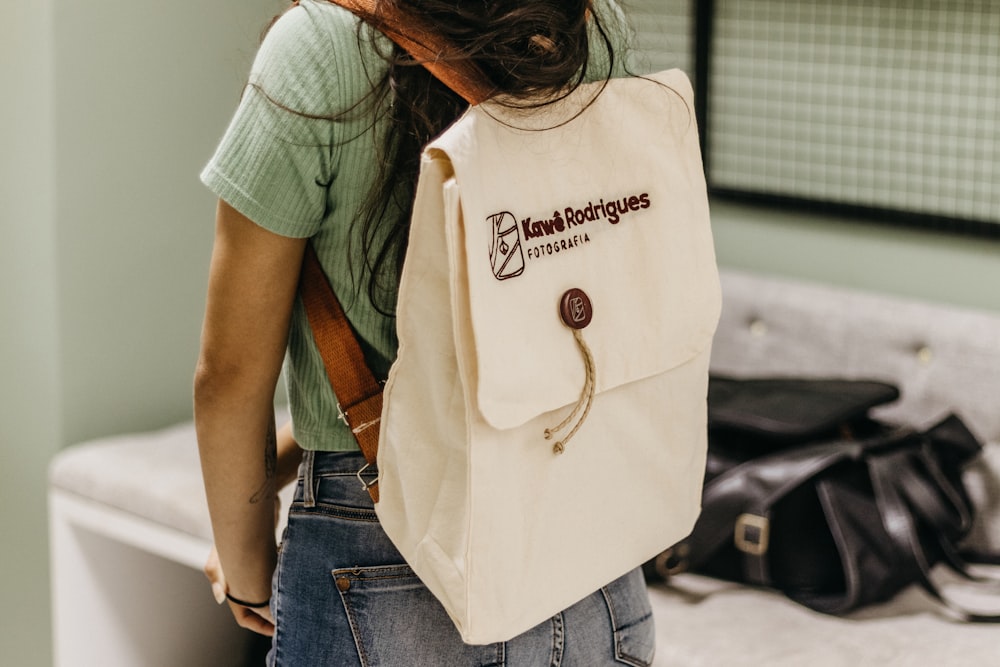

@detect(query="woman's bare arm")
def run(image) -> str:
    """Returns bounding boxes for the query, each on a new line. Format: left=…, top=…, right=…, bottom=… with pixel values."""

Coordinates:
left=194, top=199, right=306, bottom=635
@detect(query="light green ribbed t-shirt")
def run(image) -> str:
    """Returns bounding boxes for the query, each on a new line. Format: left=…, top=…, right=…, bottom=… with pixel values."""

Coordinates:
left=201, top=0, right=629, bottom=451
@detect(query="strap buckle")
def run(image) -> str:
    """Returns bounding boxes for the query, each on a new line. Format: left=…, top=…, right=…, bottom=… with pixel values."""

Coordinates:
left=356, top=462, right=379, bottom=493
left=338, top=402, right=381, bottom=436
left=653, top=544, right=691, bottom=578
left=734, top=513, right=770, bottom=556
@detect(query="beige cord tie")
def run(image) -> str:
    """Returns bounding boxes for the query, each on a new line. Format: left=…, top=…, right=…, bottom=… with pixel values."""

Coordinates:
left=545, top=329, right=597, bottom=454
left=546, top=288, right=597, bottom=455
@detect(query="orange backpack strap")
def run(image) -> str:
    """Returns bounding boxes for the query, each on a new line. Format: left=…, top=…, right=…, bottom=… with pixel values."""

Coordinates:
left=299, top=245, right=384, bottom=502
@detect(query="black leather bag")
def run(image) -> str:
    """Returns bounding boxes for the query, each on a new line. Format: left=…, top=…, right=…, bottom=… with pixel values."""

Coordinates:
left=648, top=377, right=1000, bottom=621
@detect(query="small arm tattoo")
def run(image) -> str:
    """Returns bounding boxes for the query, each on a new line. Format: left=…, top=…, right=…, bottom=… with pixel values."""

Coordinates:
left=249, top=420, right=278, bottom=504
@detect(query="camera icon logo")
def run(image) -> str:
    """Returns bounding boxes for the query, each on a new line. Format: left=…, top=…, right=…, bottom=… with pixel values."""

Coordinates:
left=488, top=211, right=525, bottom=281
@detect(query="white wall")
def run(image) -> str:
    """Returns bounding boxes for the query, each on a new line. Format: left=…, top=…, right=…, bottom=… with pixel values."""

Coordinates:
left=1, top=0, right=281, bottom=663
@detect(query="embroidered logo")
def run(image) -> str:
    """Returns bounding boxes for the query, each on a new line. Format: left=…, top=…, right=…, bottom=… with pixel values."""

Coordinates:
left=487, top=192, right=651, bottom=282
left=488, top=211, right=525, bottom=281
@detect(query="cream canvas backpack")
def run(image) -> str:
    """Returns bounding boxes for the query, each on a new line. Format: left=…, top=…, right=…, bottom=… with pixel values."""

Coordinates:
left=301, top=0, right=721, bottom=644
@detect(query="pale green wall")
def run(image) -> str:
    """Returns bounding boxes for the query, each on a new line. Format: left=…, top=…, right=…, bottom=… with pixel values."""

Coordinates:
left=712, top=201, right=1000, bottom=313
left=53, top=0, right=284, bottom=443
left=1, top=3, right=60, bottom=666
left=1, top=0, right=281, bottom=664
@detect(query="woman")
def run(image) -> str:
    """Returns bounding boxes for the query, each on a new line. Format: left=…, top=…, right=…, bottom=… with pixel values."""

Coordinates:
left=194, top=0, right=656, bottom=663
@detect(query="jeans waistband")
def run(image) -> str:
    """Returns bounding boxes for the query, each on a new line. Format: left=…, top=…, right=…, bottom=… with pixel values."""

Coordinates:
left=299, top=449, right=372, bottom=508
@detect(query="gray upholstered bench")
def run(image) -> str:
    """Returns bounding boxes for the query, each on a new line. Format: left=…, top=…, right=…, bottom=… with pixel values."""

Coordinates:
left=49, top=270, right=1000, bottom=666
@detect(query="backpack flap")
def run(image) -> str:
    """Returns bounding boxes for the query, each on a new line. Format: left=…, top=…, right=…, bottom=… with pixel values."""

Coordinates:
left=430, top=70, right=721, bottom=431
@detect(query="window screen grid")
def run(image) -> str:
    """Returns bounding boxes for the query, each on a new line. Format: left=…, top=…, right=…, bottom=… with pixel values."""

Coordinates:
left=709, top=0, right=1000, bottom=224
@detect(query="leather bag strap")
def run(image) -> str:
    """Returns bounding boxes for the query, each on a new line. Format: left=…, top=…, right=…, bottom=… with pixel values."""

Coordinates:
left=299, top=245, right=383, bottom=502
left=867, top=451, right=1000, bottom=622
left=325, top=0, right=492, bottom=105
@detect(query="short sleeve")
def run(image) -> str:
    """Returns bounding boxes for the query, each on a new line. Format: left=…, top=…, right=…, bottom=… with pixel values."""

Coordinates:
left=200, top=2, right=353, bottom=238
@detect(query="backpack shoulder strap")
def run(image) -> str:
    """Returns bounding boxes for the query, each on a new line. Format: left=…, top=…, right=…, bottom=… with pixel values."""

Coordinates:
left=299, top=245, right=383, bottom=502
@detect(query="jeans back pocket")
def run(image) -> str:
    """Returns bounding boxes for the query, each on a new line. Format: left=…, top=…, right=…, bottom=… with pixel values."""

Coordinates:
left=333, top=564, right=504, bottom=667
left=601, top=569, right=656, bottom=667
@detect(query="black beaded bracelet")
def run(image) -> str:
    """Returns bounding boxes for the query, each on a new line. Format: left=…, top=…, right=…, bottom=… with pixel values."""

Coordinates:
left=225, top=592, right=271, bottom=609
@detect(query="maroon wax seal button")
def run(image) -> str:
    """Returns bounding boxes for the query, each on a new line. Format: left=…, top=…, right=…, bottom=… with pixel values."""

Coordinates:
left=559, top=288, right=593, bottom=329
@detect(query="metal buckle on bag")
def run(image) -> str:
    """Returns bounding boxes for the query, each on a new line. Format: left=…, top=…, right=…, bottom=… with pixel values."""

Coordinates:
left=654, top=544, right=691, bottom=578
left=338, top=402, right=381, bottom=436
left=734, top=513, right=770, bottom=556
left=337, top=403, right=350, bottom=427
left=356, top=462, right=378, bottom=493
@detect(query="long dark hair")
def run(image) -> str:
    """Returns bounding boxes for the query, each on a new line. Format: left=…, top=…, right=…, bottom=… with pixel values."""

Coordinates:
left=282, top=0, right=618, bottom=313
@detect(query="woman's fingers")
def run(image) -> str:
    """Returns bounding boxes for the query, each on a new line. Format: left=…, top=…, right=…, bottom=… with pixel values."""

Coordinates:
left=231, top=603, right=276, bottom=637
left=208, top=545, right=275, bottom=636
left=204, top=546, right=228, bottom=605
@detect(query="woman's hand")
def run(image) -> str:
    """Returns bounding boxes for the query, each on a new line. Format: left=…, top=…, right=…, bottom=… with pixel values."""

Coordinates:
left=205, top=543, right=228, bottom=606
left=204, top=545, right=276, bottom=636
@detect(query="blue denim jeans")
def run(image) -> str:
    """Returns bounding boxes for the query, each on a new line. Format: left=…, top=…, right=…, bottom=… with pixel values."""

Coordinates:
left=268, top=450, right=656, bottom=666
